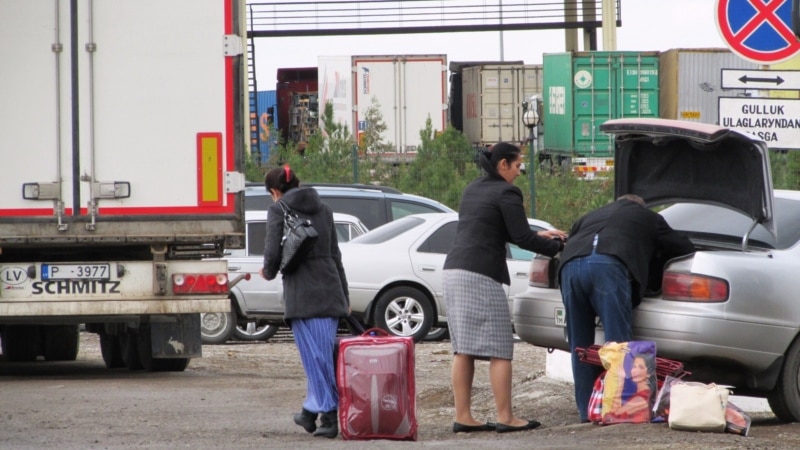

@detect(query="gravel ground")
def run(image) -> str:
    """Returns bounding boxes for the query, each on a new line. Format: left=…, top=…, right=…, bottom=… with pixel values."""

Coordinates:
left=0, top=330, right=799, bottom=449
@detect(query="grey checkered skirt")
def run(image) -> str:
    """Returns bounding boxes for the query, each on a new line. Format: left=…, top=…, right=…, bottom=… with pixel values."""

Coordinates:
left=443, top=269, right=514, bottom=360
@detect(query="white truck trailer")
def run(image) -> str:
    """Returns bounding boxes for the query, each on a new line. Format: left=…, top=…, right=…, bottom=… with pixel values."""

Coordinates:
left=318, top=54, right=448, bottom=154
left=0, top=0, right=247, bottom=371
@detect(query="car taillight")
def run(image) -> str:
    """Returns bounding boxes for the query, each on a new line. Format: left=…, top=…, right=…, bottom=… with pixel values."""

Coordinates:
left=172, top=273, right=229, bottom=295
left=662, top=272, right=728, bottom=302
left=529, top=257, right=553, bottom=288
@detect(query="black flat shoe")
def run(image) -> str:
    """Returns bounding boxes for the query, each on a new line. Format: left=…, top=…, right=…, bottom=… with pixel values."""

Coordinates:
left=452, top=422, right=496, bottom=433
left=495, top=420, right=542, bottom=433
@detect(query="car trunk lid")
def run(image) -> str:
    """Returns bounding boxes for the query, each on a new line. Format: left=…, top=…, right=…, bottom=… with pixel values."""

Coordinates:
left=601, top=118, right=775, bottom=239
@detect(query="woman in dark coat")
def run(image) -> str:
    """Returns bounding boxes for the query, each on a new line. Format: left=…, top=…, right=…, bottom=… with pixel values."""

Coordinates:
left=443, top=142, right=567, bottom=433
left=260, top=165, right=349, bottom=439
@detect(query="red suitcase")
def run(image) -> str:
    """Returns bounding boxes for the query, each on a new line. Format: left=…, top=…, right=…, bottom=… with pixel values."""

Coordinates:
left=337, top=328, right=417, bottom=441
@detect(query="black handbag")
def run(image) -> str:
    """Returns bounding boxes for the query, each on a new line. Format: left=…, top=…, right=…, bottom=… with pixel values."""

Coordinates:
left=277, top=200, right=319, bottom=274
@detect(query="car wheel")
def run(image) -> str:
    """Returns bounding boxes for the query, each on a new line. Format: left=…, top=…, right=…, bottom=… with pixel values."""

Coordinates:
left=423, top=327, right=450, bottom=342
left=373, top=286, right=433, bottom=343
left=767, top=336, right=800, bottom=422
left=200, top=311, right=236, bottom=345
left=234, top=321, right=280, bottom=341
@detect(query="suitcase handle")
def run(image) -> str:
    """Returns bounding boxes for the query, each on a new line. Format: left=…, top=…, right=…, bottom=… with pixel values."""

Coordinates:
left=362, top=327, right=390, bottom=337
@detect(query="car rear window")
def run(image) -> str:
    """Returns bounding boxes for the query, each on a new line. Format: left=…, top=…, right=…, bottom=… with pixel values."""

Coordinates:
left=660, top=198, right=800, bottom=250
left=247, top=221, right=267, bottom=256
left=417, top=221, right=457, bottom=254
left=245, top=191, right=273, bottom=211
left=389, top=199, right=449, bottom=221
left=322, top=196, right=384, bottom=229
left=349, top=216, right=425, bottom=244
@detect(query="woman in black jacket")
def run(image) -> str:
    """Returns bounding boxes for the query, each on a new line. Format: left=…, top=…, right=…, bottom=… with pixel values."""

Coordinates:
left=443, top=142, right=567, bottom=434
left=260, top=165, right=349, bottom=439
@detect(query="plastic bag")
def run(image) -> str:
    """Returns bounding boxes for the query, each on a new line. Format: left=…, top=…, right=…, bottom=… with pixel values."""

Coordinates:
left=598, top=341, right=658, bottom=424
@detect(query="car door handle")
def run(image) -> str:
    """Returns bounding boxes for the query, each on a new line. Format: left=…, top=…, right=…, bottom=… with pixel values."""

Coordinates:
left=228, top=265, right=241, bottom=271
left=514, top=272, right=528, bottom=278
left=419, top=265, right=437, bottom=272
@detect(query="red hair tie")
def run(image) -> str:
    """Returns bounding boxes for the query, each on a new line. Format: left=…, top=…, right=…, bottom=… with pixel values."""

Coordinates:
left=283, top=165, right=291, bottom=183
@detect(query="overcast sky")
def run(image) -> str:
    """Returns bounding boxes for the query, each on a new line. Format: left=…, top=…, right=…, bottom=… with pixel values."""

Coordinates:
left=250, top=0, right=728, bottom=87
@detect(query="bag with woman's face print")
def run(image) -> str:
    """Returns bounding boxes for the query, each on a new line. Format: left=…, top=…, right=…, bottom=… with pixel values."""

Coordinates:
left=598, top=341, right=657, bottom=424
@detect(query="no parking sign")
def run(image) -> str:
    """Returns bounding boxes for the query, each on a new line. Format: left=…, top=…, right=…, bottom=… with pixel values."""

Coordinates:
left=716, top=0, right=800, bottom=64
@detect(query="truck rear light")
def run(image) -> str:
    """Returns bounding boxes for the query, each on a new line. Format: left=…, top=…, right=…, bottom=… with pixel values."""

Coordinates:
left=662, top=272, right=728, bottom=302
left=172, top=273, right=229, bottom=295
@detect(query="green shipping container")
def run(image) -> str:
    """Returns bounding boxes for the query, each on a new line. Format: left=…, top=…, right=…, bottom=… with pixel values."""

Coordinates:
left=542, top=51, right=659, bottom=164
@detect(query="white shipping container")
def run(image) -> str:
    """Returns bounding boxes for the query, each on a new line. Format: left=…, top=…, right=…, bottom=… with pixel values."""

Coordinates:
left=318, top=54, right=448, bottom=152
left=352, top=55, right=448, bottom=153
left=461, top=64, right=544, bottom=147
left=318, top=55, right=354, bottom=138
left=659, top=48, right=760, bottom=124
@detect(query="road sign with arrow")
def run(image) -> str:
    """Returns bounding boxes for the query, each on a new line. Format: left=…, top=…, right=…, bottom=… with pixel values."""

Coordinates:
left=722, top=69, right=800, bottom=90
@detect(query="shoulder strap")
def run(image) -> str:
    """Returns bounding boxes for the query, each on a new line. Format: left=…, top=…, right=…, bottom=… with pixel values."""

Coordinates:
left=277, top=200, right=291, bottom=216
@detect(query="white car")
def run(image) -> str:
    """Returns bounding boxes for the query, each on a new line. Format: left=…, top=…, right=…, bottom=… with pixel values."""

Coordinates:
left=340, top=212, right=555, bottom=342
left=201, top=210, right=369, bottom=344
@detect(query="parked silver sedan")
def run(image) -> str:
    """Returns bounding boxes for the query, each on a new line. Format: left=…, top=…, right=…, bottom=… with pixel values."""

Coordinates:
left=341, top=212, right=554, bottom=342
left=201, top=210, right=369, bottom=344
left=512, top=118, right=800, bottom=422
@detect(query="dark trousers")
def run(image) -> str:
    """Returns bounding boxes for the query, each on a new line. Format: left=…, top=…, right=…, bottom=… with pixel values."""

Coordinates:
left=560, top=250, right=633, bottom=421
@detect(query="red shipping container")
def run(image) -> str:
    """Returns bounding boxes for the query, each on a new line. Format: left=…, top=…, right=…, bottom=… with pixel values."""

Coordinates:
left=336, top=329, right=417, bottom=441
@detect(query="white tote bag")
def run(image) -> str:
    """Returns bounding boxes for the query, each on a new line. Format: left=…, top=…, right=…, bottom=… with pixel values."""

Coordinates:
left=668, top=382, right=730, bottom=432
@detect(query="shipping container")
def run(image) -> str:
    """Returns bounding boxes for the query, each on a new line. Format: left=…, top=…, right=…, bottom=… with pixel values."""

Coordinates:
left=351, top=55, right=448, bottom=153
left=447, top=60, right=524, bottom=132
left=659, top=48, right=759, bottom=124
left=250, top=90, right=278, bottom=163
left=318, top=55, right=355, bottom=138
left=276, top=67, right=318, bottom=145
left=457, top=63, right=544, bottom=148
left=542, top=51, right=660, bottom=176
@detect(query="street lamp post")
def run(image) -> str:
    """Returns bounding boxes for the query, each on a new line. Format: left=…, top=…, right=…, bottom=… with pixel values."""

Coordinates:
left=522, top=96, right=540, bottom=218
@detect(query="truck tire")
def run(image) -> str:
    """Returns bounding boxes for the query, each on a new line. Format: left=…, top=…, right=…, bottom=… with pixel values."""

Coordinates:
left=120, top=332, right=143, bottom=370
left=42, top=325, right=80, bottom=361
left=1, top=325, right=41, bottom=362
left=99, top=332, right=125, bottom=369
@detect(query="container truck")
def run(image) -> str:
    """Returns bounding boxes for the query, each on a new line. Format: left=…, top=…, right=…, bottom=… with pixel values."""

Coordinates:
left=453, top=63, right=544, bottom=149
left=541, top=51, right=660, bottom=177
left=0, top=0, right=246, bottom=371
left=318, top=54, right=448, bottom=154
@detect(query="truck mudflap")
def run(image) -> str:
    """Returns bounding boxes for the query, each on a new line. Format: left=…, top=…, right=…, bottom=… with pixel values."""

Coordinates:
left=148, top=314, right=202, bottom=359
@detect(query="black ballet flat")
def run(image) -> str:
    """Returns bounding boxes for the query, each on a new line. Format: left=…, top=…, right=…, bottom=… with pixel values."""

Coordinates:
left=495, top=420, right=542, bottom=433
left=452, top=422, right=497, bottom=433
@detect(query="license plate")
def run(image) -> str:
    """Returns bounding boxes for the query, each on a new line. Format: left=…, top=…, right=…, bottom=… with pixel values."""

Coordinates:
left=41, top=263, right=111, bottom=280
left=554, top=306, right=566, bottom=327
